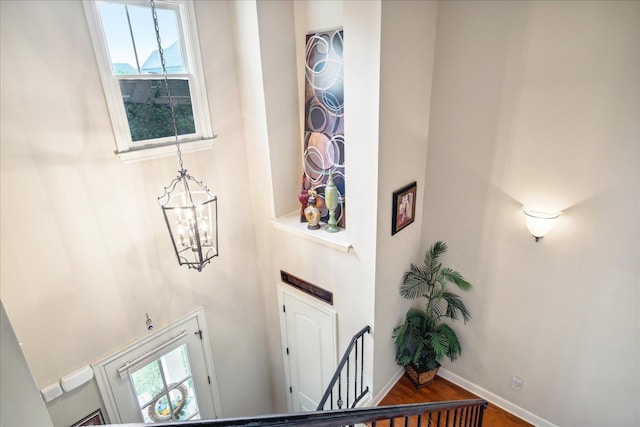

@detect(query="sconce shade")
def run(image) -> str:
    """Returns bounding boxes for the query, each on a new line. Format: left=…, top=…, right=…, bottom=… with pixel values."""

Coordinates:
left=158, top=169, right=218, bottom=271
left=524, top=209, right=559, bottom=242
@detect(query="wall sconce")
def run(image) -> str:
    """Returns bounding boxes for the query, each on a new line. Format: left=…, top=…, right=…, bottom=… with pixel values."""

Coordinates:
left=523, top=209, right=560, bottom=242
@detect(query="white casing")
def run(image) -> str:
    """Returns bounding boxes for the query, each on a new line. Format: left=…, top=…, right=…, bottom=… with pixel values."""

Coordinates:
left=40, top=382, right=63, bottom=402
left=60, top=365, right=94, bottom=392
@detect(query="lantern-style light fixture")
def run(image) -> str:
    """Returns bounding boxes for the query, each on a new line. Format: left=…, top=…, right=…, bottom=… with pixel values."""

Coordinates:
left=523, top=209, right=559, bottom=242
left=153, top=0, right=218, bottom=271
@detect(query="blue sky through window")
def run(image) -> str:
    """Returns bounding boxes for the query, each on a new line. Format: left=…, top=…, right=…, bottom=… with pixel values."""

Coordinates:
left=97, top=1, right=184, bottom=74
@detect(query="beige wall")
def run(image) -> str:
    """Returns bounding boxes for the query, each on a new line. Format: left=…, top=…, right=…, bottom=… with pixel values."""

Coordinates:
left=1, top=302, right=53, bottom=427
left=423, top=1, right=639, bottom=425
left=0, top=0, right=272, bottom=423
left=373, top=0, right=438, bottom=395
left=229, top=0, right=299, bottom=412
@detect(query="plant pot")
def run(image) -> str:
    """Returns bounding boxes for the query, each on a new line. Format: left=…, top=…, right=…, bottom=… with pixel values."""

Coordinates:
left=405, top=363, right=439, bottom=388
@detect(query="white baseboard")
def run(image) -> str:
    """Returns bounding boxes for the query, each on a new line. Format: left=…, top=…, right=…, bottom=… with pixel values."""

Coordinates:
left=437, top=368, right=558, bottom=427
left=370, top=367, right=405, bottom=406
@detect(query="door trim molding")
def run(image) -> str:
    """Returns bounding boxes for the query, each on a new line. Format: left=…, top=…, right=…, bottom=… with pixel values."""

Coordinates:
left=92, top=307, right=222, bottom=423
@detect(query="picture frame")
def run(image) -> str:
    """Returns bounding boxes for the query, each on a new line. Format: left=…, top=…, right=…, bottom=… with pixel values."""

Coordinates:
left=71, top=409, right=105, bottom=427
left=392, top=182, right=417, bottom=235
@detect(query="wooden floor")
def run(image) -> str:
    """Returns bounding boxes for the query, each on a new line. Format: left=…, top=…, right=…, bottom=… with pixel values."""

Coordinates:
left=377, top=374, right=532, bottom=427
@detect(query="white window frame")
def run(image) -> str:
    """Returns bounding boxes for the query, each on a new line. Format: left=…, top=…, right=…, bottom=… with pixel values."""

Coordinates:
left=84, top=0, right=215, bottom=163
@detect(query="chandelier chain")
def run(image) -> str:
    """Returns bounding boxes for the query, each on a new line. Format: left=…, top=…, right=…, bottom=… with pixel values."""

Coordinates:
left=150, top=0, right=184, bottom=171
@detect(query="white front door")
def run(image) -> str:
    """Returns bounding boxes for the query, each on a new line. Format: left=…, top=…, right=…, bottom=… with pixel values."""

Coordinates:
left=93, top=309, right=221, bottom=424
left=279, top=285, right=337, bottom=412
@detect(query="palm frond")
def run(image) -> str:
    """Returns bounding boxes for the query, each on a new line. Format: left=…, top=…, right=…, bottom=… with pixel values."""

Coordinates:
left=394, top=308, right=430, bottom=366
left=436, top=323, right=462, bottom=360
left=426, top=296, right=446, bottom=322
left=405, top=307, right=426, bottom=326
left=412, top=340, right=427, bottom=365
left=440, top=267, right=472, bottom=291
left=400, top=263, right=431, bottom=299
left=443, top=292, right=471, bottom=323
left=426, top=241, right=448, bottom=265
left=426, top=331, right=449, bottom=359
left=424, top=241, right=447, bottom=279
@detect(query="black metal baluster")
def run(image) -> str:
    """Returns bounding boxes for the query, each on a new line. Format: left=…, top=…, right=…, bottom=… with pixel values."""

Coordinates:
left=418, top=414, right=423, bottom=427
left=346, top=355, right=350, bottom=408
left=360, top=336, right=364, bottom=395
left=445, top=409, right=450, bottom=427
left=436, top=410, right=442, bottom=427
left=355, top=338, right=359, bottom=402
left=478, top=403, right=487, bottom=426
left=338, top=371, right=343, bottom=408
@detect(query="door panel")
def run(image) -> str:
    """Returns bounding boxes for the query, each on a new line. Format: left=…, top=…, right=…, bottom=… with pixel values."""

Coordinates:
left=281, top=287, right=337, bottom=412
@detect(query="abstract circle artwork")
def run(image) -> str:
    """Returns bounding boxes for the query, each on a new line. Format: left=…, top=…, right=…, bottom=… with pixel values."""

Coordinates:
left=302, top=29, right=345, bottom=228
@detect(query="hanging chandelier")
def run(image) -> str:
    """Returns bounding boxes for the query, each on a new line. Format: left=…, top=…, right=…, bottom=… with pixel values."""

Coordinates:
left=152, top=0, right=218, bottom=271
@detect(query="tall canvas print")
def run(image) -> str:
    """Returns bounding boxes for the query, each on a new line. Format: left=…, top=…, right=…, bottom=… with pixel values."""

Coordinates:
left=302, top=29, right=345, bottom=228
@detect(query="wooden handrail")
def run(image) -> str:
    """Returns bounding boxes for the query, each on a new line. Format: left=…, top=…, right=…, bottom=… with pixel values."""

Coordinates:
left=135, top=399, right=488, bottom=426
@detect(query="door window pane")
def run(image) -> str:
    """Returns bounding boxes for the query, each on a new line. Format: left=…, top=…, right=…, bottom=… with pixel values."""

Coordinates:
left=130, top=344, right=200, bottom=423
left=130, top=360, right=163, bottom=407
left=175, top=379, right=199, bottom=421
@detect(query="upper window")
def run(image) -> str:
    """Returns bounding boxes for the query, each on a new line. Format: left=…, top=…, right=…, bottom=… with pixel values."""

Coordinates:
left=84, top=0, right=214, bottom=162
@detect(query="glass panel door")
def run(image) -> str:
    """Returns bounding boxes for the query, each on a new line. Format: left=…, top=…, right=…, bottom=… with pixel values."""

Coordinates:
left=93, top=310, right=220, bottom=424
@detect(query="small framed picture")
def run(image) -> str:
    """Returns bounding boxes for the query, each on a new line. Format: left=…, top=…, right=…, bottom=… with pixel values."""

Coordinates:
left=392, top=182, right=417, bottom=235
left=71, top=409, right=105, bottom=427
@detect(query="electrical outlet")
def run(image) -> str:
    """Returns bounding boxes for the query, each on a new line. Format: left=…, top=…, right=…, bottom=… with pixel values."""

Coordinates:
left=512, top=376, right=523, bottom=390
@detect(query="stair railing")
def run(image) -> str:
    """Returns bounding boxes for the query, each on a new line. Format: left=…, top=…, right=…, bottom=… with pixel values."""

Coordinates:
left=317, top=325, right=371, bottom=411
left=145, top=399, right=488, bottom=426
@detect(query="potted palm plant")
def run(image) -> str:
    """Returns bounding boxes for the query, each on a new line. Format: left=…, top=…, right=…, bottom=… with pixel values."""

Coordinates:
left=392, top=241, right=472, bottom=388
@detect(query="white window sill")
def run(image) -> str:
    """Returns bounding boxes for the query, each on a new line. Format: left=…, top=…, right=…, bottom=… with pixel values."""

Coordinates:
left=271, top=210, right=352, bottom=253
left=116, top=137, right=216, bottom=163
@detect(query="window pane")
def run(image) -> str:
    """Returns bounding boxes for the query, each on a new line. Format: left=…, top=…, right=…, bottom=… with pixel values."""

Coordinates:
left=130, top=361, right=163, bottom=408
left=175, top=379, right=200, bottom=421
left=119, top=79, right=195, bottom=142
left=146, top=393, right=171, bottom=422
left=97, top=1, right=185, bottom=75
left=160, top=345, right=189, bottom=385
left=97, top=2, right=139, bottom=74
left=128, top=4, right=185, bottom=74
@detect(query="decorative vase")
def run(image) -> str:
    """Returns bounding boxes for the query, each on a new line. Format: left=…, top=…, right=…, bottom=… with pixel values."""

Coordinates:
left=304, top=190, right=321, bottom=230
left=297, top=174, right=309, bottom=221
left=405, top=363, right=439, bottom=389
left=325, top=171, right=339, bottom=233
